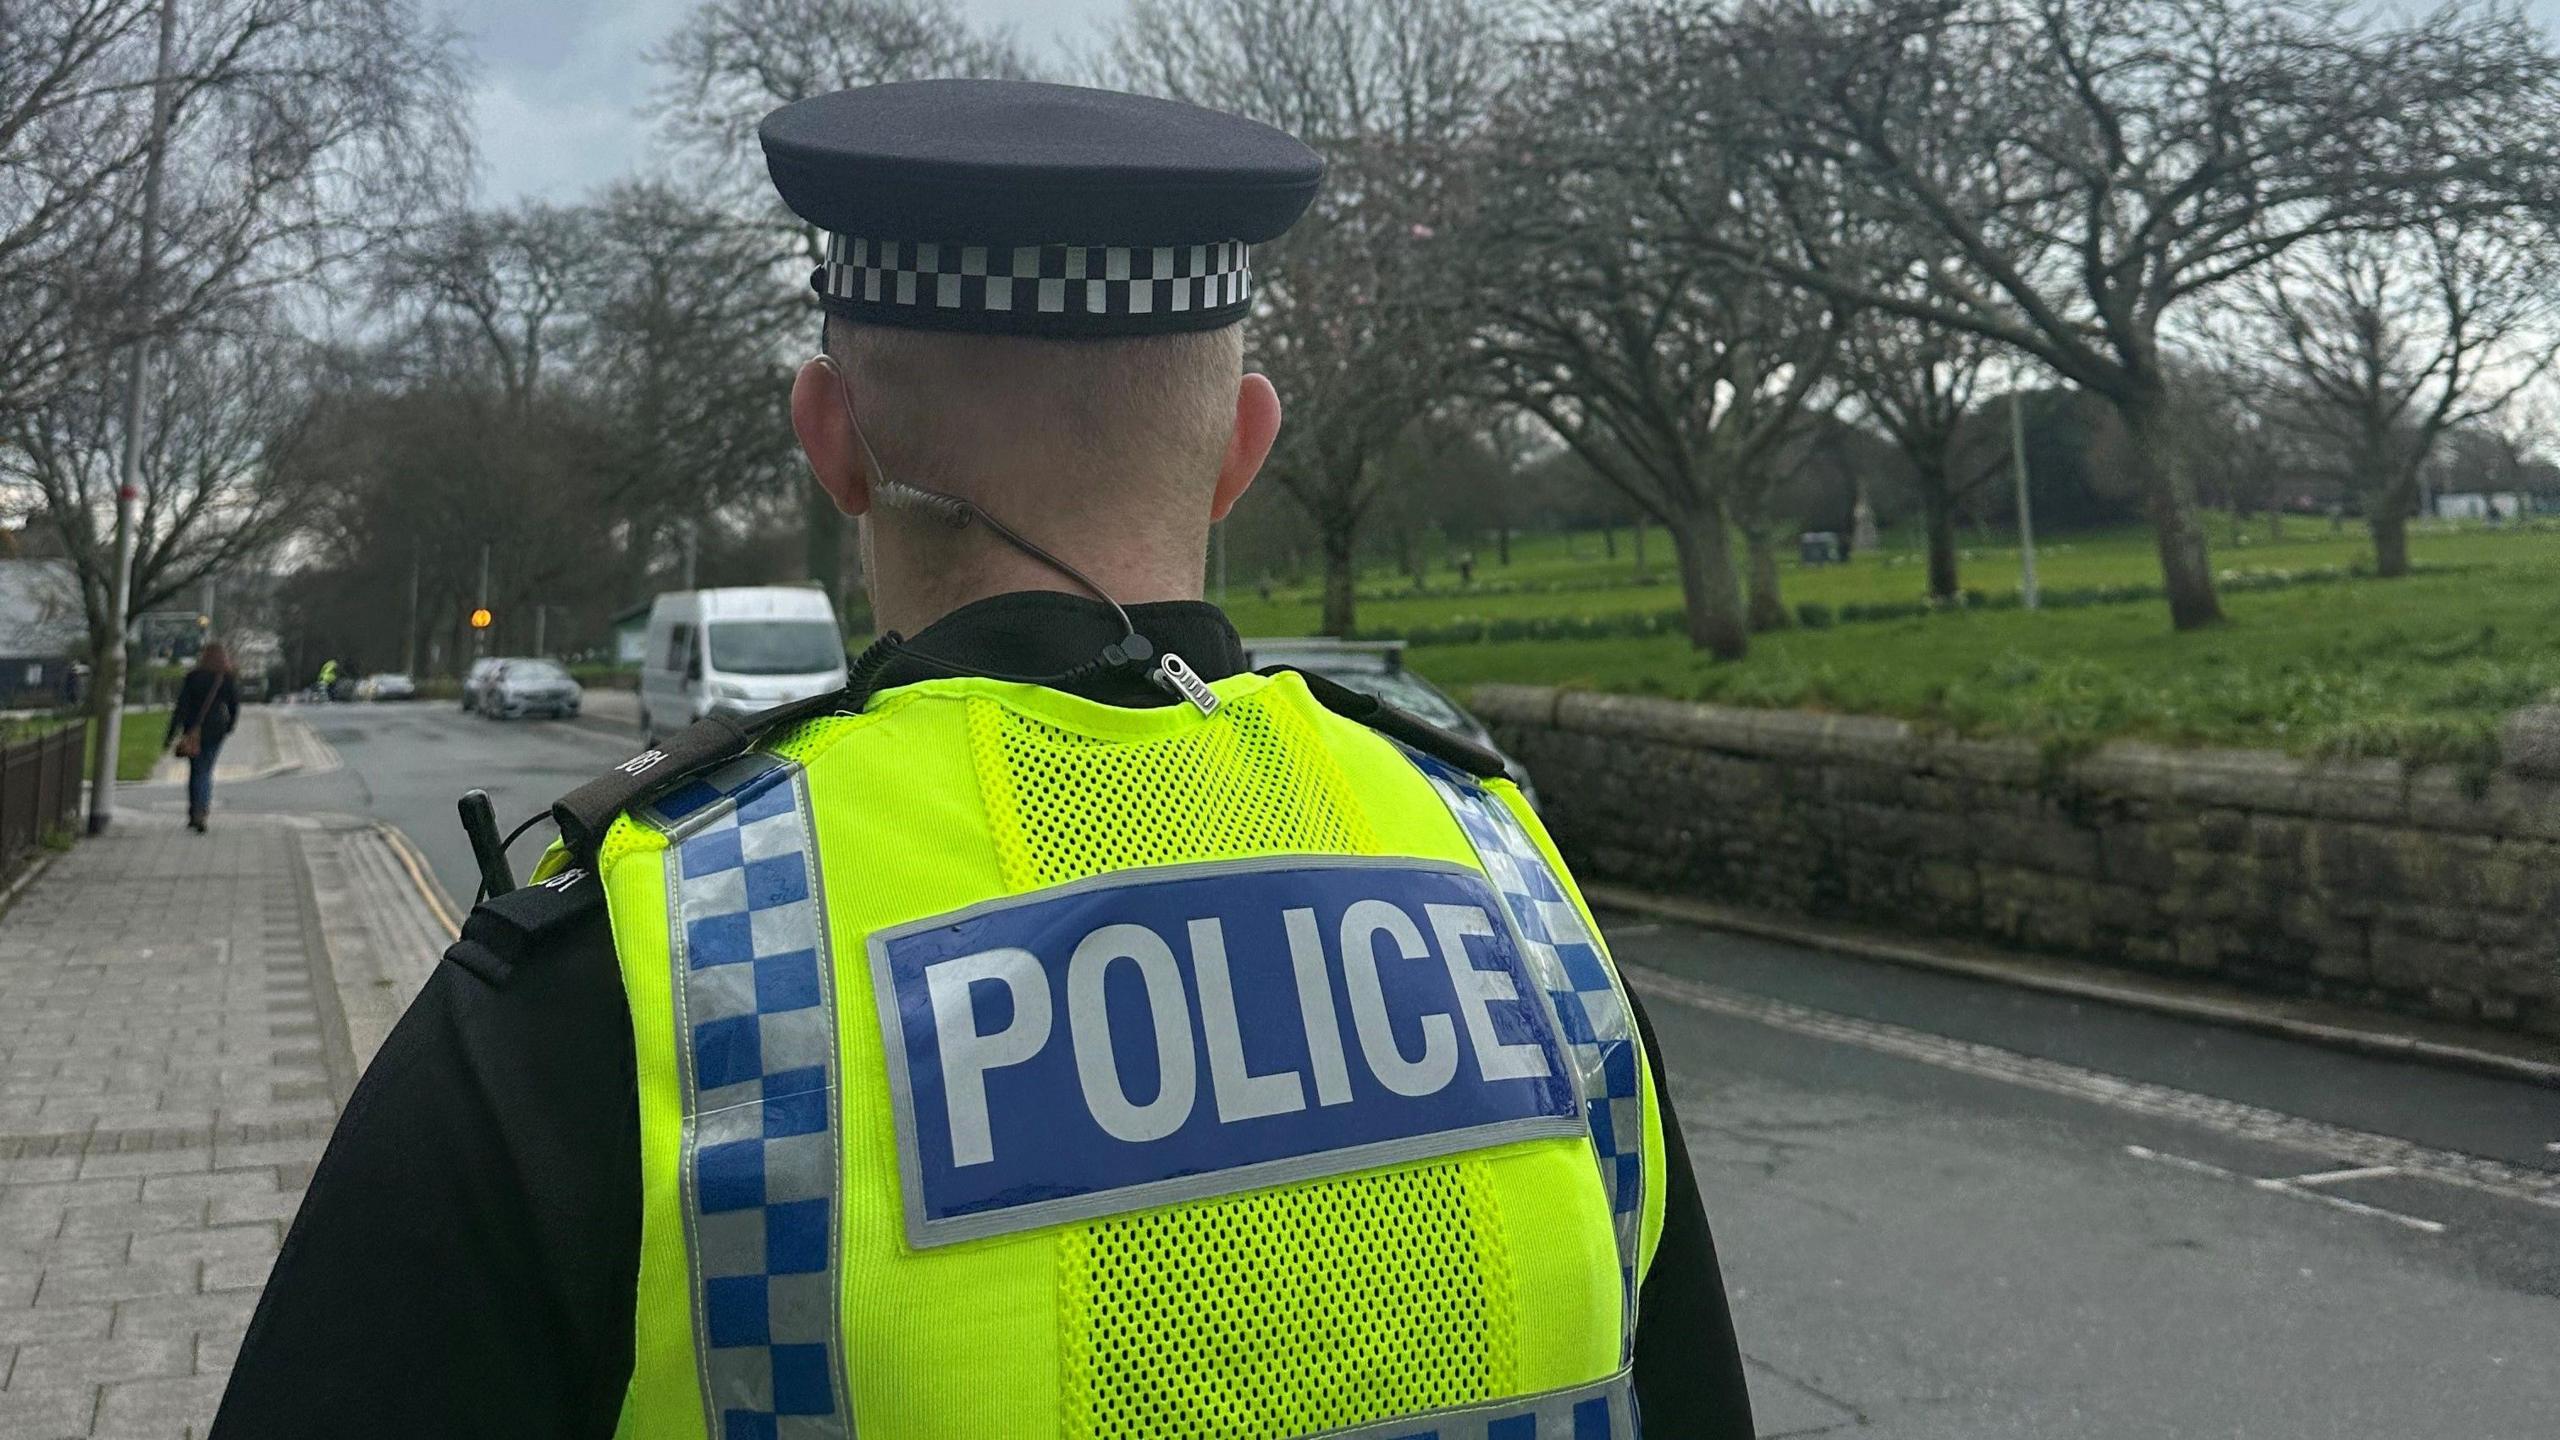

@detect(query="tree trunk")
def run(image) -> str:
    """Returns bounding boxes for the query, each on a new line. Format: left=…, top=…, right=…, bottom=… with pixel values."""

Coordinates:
left=1496, top=525, right=1510, bottom=566
left=1743, top=528, right=1790, bottom=632
left=1601, top=526, right=1617, bottom=560
left=804, top=485, right=843, bottom=611
left=1664, top=509, right=1748, bottom=660
left=1918, top=463, right=1961, bottom=602
left=2119, top=384, right=2224, bottom=629
left=1319, top=521, right=1357, bottom=637
left=1633, top=516, right=1648, bottom=578
left=2367, top=461, right=2420, bottom=578
left=2368, top=509, right=2410, bottom=578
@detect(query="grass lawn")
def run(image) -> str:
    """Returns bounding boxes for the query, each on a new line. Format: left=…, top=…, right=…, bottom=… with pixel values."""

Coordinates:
left=1409, top=558, right=2560, bottom=771
left=1221, top=518, right=2555, bottom=638
left=94, top=709, right=169, bottom=783
left=0, top=712, right=161, bottom=784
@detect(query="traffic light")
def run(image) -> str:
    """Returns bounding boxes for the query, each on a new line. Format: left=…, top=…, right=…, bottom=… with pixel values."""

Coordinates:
left=469, top=607, right=493, bottom=630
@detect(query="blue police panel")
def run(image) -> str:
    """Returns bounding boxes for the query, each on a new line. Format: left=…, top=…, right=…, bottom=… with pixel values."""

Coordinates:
left=868, top=857, right=1584, bottom=1245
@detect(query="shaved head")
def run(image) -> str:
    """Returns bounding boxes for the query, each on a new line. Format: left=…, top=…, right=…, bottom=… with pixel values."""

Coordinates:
left=793, top=317, right=1278, bottom=634
left=825, top=319, right=1241, bottom=506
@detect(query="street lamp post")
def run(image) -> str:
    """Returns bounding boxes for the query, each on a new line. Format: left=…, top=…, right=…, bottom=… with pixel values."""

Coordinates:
left=2010, top=389, right=2041, bottom=613
left=89, top=0, right=179, bottom=836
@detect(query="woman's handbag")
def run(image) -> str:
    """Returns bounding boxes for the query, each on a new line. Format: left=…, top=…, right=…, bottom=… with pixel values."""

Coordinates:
left=173, top=678, right=221, bottom=759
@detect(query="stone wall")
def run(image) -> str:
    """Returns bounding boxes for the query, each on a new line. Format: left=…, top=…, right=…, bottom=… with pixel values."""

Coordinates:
left=1473, top=688, right=2560, bottom=1040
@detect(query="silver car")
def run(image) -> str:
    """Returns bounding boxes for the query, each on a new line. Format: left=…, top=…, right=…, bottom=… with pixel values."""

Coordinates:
left=481, top=658, right=583, bottom=721
left=461, top=657, right=501, bottom=712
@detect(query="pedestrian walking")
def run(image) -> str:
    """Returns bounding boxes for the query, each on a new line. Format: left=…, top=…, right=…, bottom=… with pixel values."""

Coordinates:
left=213, top=78, right=1751, bottom=1440
left=165, top=640, right=240, bottom=834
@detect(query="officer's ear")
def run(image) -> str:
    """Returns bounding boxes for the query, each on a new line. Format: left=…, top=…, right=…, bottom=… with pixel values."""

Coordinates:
left=1211, top=372, right=1280, bottom=523
left=792, top=355, right=873, bottom=518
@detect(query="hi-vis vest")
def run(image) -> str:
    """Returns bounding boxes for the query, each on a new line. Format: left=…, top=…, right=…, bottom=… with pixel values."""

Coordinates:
left=589, top=670, right=1664, bottom=1439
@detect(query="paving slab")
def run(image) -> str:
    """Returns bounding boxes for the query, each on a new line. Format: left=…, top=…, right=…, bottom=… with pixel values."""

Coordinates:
left=0, top=807, right=445, bottom=1437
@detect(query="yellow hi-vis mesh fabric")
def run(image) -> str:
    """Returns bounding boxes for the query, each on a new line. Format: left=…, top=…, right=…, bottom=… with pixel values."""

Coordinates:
left=1058, top=1157, right=1517, bottom=1440
left=958, top=685, right=1520, bottom=1438
left=966, top=690, right=1377, bottom=891
left=603, top=672, right=1635, bottom=1439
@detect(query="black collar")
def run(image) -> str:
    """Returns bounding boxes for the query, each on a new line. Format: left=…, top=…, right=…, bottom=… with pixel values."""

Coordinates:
left=863, top=592, right=1247, bottom=706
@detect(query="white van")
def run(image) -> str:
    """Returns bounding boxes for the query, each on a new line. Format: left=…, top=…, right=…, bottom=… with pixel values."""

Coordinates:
left=640, top=587, right=849, bottom=739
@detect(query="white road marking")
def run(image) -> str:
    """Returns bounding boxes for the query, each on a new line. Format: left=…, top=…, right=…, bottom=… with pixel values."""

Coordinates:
left=2249, top=1178, right=2447, bottom=1234
left=2124, top=1147, right=2447, bottom=1233
left=1632, top=968, right=2560, bottom=1213
left=2284, top=1165, right=2401, bottom=1187
left=2122, top=1144, right=2236, bottom=1179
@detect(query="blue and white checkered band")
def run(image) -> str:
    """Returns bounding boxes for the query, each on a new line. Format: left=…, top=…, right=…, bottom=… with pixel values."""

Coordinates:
left=1399, top=748, right=1647, bottom=1364
left=651, top=754, right=853, bottom=1440
left=1310, top=1367, right=1636, bottom=1439
left=813, top=234, right=1252, bottom=332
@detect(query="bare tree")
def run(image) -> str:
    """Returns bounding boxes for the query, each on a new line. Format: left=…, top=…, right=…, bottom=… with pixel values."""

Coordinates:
left=0, top=0, right=468, bottom=427
left=648, top=0, right=1029, bottom=611
left=1109, top=0, right=1517, bottom=635
left=1, top=324, right=323, bottom=671
left=583, top=181, right=800, bottom=577
left=1838, top=318, right=2000, bottom=600
left=1465, top=0, right=1839, bottom=657
left=1715, top=0, right=2560, bottom=630
left=389, top=206, right=595, bottom=416
left=2252, top=218, right=2560, bottom=576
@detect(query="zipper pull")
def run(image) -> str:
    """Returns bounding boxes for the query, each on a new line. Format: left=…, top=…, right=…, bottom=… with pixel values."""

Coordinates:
left=1150, top=651, right=1219, bottom=716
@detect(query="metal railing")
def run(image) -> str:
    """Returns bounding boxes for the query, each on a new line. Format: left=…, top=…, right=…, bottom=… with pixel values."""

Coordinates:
left=0, top=724, right=86, bottom=882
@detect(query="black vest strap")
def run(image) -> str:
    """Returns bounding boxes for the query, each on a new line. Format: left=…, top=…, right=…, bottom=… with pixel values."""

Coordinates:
left=1261, top=665, right=1515, bottom=783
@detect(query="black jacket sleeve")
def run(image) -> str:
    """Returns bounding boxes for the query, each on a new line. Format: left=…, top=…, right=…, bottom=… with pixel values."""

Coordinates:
left=1628, top=985, right=1756, bottom=1437
left=209, top=900, right=640, bottom=1439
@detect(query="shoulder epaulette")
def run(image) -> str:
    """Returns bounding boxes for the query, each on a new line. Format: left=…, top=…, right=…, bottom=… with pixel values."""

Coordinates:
left=445, top=864, right=605, bottom=988
left=1262, top=664, right=1515, bottom=784
left=548, top=688, right=854, bottom=864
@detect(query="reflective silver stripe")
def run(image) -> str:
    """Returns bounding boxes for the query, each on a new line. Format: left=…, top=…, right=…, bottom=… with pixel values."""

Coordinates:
left=656, top=755, right=855, bottom=1440
left=1306, top=1366, right=1637, bottom=1440
left=1401, top=748, right=1648, bottom=1362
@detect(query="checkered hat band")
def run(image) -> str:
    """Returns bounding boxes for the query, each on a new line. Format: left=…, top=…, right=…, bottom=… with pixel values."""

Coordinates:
left=817, top=235, right=1252, bottom=322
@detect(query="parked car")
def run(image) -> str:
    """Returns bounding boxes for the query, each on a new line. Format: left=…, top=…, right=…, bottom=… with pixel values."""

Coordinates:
left=461, top=657, right=502, bottom=712
left=1242, top=638, right=1540, bottom=810
left=640, top=586, right=847, bottom=741
left=481, top=658, right=583, bottom=720
left=354, top=672, right=416, bottom=702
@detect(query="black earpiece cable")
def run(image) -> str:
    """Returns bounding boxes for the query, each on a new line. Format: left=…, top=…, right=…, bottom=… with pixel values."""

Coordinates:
left=471, top=806, right=571, bottom=907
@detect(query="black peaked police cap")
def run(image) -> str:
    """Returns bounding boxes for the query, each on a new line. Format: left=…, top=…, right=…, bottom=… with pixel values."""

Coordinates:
left=761, top=79, right=1325, bottom=339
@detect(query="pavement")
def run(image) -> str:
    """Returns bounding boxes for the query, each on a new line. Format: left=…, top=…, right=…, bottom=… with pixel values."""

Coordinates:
left=3, top=700, right=2556, bottom=1437
left=0, top=769, right=449, bottom=1437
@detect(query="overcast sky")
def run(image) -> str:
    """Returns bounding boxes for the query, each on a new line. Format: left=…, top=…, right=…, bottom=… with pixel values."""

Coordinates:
left=456, top=0, right=2560, bottom=208
left=451, top=0, right=1121, bottom=207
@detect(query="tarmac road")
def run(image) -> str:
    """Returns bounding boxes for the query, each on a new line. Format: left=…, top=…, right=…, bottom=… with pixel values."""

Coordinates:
left=221, top=698, right=640, bottom=909
left=219, top=702, right=2560, bottom=1438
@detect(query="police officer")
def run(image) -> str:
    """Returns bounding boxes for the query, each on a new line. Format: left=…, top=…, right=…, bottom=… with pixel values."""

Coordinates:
left=213, top=79, right=1754, bottom=1439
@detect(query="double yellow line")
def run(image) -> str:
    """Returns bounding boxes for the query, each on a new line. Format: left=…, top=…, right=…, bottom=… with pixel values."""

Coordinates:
left=372, top=820, right=462, bottom=938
